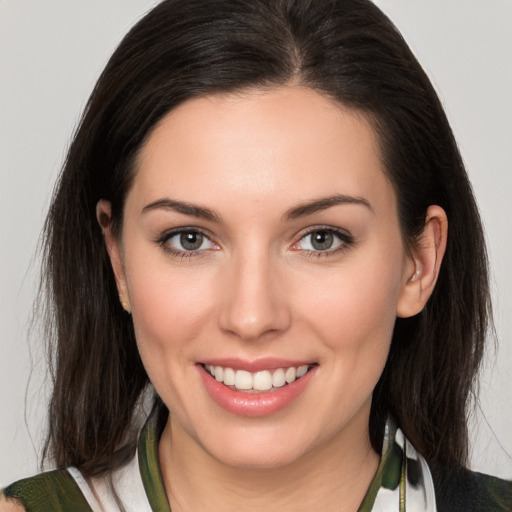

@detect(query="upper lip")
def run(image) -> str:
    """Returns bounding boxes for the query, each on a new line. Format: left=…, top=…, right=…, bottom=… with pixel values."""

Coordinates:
left=198, top=358, right=316, bottom=373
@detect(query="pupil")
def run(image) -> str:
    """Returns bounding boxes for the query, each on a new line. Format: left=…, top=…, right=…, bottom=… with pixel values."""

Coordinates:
left=311, top=231, right=333, bottom=250
left=180, top=232, right=203, bottom=250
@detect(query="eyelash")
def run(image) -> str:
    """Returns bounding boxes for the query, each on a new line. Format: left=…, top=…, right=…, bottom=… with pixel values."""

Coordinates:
left=156, top=228, right=218, bottom=260
left=293, top=226, right=354, bottom=258
left=156, top=226, right=354, bottom=259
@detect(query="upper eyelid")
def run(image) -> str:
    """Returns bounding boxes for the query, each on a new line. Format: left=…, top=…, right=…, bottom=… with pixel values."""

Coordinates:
left=296, top=225, right=352, bottom=240
left=156, top=225, right=352, bottom=250
left=157, top=227, right=219, bottom=258
left=158, top=226, right=214, bottom=241
left=290, top=225, right=354, bottom=253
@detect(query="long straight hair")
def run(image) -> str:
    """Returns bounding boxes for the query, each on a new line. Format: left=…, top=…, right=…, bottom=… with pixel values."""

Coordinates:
left=41, top=0, right=491, bottom=476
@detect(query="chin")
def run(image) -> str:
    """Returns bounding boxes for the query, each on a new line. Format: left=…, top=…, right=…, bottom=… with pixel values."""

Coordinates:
left=192, top=419, right=321, bottom=471
left=208, top=443, right=304, bottom=471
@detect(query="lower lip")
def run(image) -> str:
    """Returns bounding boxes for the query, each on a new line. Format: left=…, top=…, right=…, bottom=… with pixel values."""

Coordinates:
left=198, top=364, right=317, bottom=417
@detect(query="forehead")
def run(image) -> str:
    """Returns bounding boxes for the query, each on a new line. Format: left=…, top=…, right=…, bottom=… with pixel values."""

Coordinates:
left=130, top=86, right=394, bottom=216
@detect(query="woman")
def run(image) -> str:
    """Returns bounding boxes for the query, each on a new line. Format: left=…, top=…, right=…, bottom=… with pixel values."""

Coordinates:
left=1, top=0, right=510, bottom=510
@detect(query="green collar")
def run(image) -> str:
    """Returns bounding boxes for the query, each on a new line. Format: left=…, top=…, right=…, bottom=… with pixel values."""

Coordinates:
left=138, top=403, right=172, bottom=512
left=136, top=403, right=432, bottom=512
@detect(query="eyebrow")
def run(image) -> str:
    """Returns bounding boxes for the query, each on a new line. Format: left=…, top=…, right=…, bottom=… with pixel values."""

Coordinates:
left=141, top=198, right=221, bottom=222
left=283, top=194, right=373, bottom=220
left=141, top=193, right=372, bottom=222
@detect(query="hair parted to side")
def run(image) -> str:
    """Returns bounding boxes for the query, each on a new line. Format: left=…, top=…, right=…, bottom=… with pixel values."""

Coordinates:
left=41, top=0, right=491, bottom=476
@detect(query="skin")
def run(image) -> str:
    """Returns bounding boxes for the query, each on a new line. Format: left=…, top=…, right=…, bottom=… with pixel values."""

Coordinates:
left=97, top=86, right=447, bottom=512
left=0, top=497, right=24, bottom=512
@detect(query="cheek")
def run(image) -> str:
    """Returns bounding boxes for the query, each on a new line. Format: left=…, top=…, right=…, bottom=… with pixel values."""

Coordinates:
left=125, top=254, right=217, bottom=359
left=299, top=247, right=403, bottom=367
left=126, top=259, right=219, bottom=414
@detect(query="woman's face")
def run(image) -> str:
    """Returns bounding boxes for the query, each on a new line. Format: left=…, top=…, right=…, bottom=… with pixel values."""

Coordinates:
left=107, top=86, right=419, bottom=469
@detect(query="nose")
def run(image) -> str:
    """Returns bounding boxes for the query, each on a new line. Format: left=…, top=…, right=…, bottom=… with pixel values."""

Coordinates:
left=217, top=250, right=292, bottom=342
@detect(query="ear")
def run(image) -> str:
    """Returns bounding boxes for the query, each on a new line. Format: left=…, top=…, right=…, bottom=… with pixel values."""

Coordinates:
left=396, top=205, right=448, bottom=318
left=96, top=200, right=131, bottom=313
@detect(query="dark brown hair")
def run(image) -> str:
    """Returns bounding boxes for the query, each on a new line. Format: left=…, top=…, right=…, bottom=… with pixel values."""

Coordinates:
left=41, top=0, right=490, bottom=476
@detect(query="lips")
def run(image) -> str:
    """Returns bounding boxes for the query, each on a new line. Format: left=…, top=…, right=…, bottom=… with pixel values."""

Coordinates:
left=198, top=359, right=317, bottom=416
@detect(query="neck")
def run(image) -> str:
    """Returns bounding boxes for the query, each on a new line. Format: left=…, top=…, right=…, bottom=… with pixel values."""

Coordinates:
left=158, top=412, right=380, bottom=512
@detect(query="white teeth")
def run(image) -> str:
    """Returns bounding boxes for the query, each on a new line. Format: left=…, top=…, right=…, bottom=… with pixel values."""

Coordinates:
left=285, top=367, right=296, bottom=383
left=297, top=365, right=308, bottom=378
left=223, top=367, right=236, bottom=385
left=272, top=368, right=286, bottom=388
left=253, top=371, right=272, bottom=391
left=214, top=366, right=224, bottom=382
left=205, top=364, right=312, bottom=391
left=235, top=370, right=253, bottom=390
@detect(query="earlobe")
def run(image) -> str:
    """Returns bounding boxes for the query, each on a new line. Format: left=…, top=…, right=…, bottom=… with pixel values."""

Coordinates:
left=396, top=205, right=448, bottom=318
left=96, top=200, right=131, bottom=313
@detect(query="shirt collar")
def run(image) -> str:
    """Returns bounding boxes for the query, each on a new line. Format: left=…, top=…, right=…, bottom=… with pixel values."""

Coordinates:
left=137, top=403, right=437, bottom=512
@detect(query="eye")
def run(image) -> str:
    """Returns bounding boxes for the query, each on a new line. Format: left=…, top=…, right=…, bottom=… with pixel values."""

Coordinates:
left=159, top=228, right=218, bottom=255
left=294, top=228, right=352, bottom=254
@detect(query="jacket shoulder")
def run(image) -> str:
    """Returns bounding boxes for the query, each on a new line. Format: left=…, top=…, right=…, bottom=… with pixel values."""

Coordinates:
left=1, top=469, right=92, bottom=512
left=432, top=465, right=512, bottom=512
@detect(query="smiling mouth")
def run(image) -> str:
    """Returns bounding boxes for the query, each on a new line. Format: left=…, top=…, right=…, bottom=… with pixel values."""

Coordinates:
left=202, top=364, right=316, bottom=393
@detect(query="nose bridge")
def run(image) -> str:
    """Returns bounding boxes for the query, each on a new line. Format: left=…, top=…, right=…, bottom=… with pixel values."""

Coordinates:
left=218, top=241, right=290, bottom=341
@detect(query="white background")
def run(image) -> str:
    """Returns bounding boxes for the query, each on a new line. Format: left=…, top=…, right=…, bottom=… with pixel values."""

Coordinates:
left=1, top=0, right=511, bottom=486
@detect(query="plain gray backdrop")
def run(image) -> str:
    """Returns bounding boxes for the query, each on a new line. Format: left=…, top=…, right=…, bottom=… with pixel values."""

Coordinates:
left=1, top=0, right=511, bottom=486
